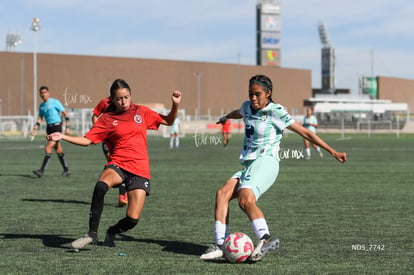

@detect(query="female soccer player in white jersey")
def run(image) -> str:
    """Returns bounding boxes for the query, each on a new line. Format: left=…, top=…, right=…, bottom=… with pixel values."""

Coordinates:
left=200, top=75, right=347, bottom=261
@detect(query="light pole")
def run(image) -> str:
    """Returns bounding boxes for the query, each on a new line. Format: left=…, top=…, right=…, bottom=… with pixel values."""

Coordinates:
left=5, top=33, right=23, bottom=114
left=31, top=18, right=40, bottom=120
left=193, top=72, right=203, bottom=120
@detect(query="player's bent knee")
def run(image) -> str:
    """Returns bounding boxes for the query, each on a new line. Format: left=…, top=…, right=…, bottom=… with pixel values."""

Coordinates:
left=94, top=181, right=109, bottom=197
left=237, top=194, right=256, bottom=211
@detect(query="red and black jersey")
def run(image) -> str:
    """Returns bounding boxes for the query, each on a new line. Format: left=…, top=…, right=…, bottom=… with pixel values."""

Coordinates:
left=86, top=104, right=165, bottom=178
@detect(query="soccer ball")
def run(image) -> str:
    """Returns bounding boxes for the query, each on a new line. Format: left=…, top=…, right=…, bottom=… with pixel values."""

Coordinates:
left=223, top=232, right=254, bottom=263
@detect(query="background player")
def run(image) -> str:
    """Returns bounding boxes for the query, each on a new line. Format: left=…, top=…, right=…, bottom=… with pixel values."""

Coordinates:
left=303, top=107, right=323, bottom=159
left=221, top=118, right=231, bottom=148
left=169, top=117, right=181, bottom=149
left=31, top=85, right=70, bottom=177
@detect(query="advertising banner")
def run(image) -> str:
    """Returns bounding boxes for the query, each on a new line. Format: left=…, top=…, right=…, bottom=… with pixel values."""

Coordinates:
left=362, top=77, right=378, bottom=98
left=261, top=14, right=281, bottom=32
left=260, top=32, right=281, bottom=49
left=260, top=49, right=281, bottom=66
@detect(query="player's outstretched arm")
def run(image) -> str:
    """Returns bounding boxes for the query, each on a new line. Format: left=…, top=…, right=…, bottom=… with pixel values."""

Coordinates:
left=288, top=121, right=347, bottom=163
left=162, top=90, right=182, bottom=125
left=47, top=132, right=92, bottom=147
left=217, top=109, right=242, bottom=124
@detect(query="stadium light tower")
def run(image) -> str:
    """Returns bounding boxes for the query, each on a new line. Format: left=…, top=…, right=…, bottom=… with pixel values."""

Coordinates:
left=318, top=21, right=335, bottom=94
left=318, top=21, right=331, bottom=47
left=5, top=33, right=22, bottom=52
left=31, top=18, right=40, bottom=120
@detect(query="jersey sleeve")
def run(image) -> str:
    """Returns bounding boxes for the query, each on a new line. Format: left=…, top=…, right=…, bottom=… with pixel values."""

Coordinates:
left=273, top=104, right=295, bottom=128
left=54, top=99, right=65, bottom=113
left=141, top=106, right=166, bottom=130
left=239, top=101, right=250, bottom=117
left=84, top=119, right=108, bottom=144
left=93, top=98, right=110, bottom=116
left=38, top=104, right=44, bottom=117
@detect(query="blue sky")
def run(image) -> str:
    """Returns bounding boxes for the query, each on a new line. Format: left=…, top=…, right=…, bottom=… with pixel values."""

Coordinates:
left=2, top=0, right=414, bottom=95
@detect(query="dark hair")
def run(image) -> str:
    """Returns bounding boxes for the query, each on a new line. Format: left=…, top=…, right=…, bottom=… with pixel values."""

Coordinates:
left=249, top=75, right=273, bottom=102
left=110, top=79, right=131, bottom=98
left=39, top=86, right=49, bottom=92
left=107, top=79, right=131, bottom=112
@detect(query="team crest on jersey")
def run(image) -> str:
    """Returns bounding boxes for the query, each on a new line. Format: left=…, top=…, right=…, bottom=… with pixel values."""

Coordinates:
left=134, top=114, right=143, bottom=124
left=261, top=111, right=268, bottom=121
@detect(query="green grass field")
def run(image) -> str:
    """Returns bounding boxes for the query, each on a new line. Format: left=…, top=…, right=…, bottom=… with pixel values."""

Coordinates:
left=0, top=132, right=413, bottom=274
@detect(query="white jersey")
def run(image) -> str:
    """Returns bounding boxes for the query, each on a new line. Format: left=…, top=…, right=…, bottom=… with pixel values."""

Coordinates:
left=239, top=101, right=294, bottom=163
left=170, top=117, right=180, bottom=134
left=303, top=115, right=317, bottom=133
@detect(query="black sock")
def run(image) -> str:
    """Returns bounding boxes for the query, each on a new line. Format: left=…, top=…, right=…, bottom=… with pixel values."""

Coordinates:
left=89, top=181, right=109, bottom=233
left=108, top=216, right=139, bottom=235
left=40, top=154, right=51, bottom=171
left=57, top=153, right=69, bottom=171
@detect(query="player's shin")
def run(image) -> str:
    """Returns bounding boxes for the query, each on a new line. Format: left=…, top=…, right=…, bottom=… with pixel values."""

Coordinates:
left=88, top=181, right=109, bottom=233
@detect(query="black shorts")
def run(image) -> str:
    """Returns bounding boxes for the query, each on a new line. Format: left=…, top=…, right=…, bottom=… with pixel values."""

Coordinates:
left=105, top=164, right=151, bottom=195
left=46, top=123, right=63, bottom=135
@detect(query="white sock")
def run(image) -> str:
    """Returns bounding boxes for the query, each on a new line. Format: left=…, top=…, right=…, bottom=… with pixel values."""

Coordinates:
left=169, top=137, right=173, bottom=148
left=251, top=218, right=270, bottom=240
left=175, top=137, right=179, bottom=148
left=214, top=221, right=228, bottom=246
left=306, top=148, right=311, bottom=157
left=316, top=146, right=321, bottom=152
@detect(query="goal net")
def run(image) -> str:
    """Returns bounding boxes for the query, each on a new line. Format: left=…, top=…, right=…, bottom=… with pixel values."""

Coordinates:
left=0, top=115, right=34, bottom=138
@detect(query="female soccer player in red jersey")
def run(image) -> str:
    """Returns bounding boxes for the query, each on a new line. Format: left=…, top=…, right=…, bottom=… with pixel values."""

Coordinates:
left=92, top=96, right=129, bottom=206
left=47, top=79, right=182, bottom=249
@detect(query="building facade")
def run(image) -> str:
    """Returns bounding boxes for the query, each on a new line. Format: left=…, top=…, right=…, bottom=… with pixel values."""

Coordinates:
left=0, top=52, right=311, bottom=118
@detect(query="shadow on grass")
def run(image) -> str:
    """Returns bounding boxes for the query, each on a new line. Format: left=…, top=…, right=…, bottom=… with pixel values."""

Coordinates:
left=117, top=234, right=209, bottom=256
left=0, top=173, right=34, bottom=178
left=0, top=233, right=74, bottom=249
left=0, top=233, right=209, bottom=256
left=22, top=198, right=90, bottom=205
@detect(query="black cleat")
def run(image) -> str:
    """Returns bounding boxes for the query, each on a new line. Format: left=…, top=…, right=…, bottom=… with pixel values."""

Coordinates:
left=103, top=229, right=116, bottom=247
left=33, top=169, right=43, bottom=177
left=61, top=170, right=71, bottom=177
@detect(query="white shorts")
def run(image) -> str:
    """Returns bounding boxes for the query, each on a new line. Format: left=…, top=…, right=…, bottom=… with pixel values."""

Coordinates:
left=231, top=155, right=279, bottom=200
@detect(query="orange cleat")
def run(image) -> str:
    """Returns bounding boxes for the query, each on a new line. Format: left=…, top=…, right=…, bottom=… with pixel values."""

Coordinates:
left=118, top=194, right=128, bottom=207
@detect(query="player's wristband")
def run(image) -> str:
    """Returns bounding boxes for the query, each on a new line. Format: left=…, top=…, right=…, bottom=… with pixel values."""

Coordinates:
left=65, top=117, right=70, bottom=121
left=35, top=122, right=40, bottom=127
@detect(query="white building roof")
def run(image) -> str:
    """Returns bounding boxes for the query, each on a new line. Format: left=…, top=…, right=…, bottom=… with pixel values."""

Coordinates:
left=306, top=95, right=408, bottom=113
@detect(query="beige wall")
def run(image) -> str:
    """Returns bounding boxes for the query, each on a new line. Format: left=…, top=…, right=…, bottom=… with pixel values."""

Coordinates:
left=1, top=52, right=311, bottom=116
left=377, top=76, right=414, bottom=112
